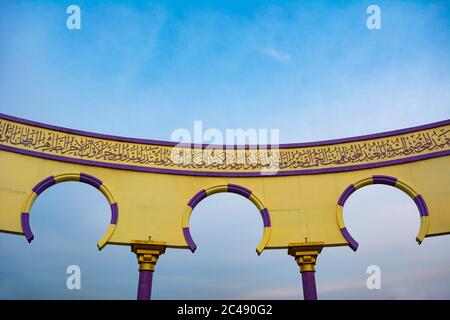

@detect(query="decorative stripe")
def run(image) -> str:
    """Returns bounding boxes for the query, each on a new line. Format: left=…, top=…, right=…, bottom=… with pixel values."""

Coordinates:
left=54, top=173, right=80, bottom=184
left=183, top=227, right=197, bottom=252
left=340, top=227, right=358, bottom=251
left=21, top=212, right=34, bottom=242
left=414, top=195, right=429, bottom=217
left=227, top=184, right=252, bottom=198
left=257, top=227, right=271, bottom=255
left=337, top=176, right=430, bottom=251
left=79, top=173, right=103, bottom=189
left=182, top=207, right=192, bottom=228
left=337, top=184, right=356, bottom=206
left=336, top=205, right=345, bottom=229
left=110, top=203, right=119, bottom=224
left=248, top=193, right=264, bottom=211
left=183, top=184, right=271, bottom=254
left=2, top=144, right=449, bottom=177
left=22, top=172, right=118, bottom=250
left=395, top=180, right=418, bottom=198
left=260, top=208, right=271, bottom=227
left=372, top=175, right=397, bottom=186
left=97, top=224, right=115, bottom=250
left=353, top=177, right=373, bottom=189
left=205, top=185, right=228, bottom=195
left=187, top=189, right=207, bottom=209
left=32, top=176, right=56, bottom=195
left=2, top=113, right=448, bottom=149
left=23, top=192, right=37, bottom=214
left=417, top=216, right=429, bottom=244
left=99, top=184, right=115, bottom=204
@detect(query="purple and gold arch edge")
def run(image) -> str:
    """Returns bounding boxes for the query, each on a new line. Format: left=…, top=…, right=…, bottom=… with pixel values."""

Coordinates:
left=336, top=175, right=429, bottom=251
left=182, top=184, right=271, bottom=255
left=21, top=172, right=118, bottom=250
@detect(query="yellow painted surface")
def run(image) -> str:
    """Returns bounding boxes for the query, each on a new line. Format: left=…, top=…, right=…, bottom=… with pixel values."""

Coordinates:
left=0, top=116, right=449, bottom=252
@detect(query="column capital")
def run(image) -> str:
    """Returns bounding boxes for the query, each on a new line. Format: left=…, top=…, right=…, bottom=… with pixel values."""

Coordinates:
left=288, top=242, right=324, bottom=273
left=131, top=240, right=167, bottom=272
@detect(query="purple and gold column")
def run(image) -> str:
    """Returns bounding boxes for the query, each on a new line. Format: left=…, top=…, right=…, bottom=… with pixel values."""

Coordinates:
left=288, top=242, right=323, bottom=301
left=131, top=240, right=166, bottom=300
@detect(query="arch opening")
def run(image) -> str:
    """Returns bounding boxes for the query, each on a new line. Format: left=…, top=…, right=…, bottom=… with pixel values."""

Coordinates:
left=336, top=175, right=429, bottom=251
left=182, top=184, right=271, bottom=255
left=21, top=172, right=118, bottom=250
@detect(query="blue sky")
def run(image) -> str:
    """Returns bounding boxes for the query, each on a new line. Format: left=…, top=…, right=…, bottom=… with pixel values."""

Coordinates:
left=1, top=0, right=450, bottom=299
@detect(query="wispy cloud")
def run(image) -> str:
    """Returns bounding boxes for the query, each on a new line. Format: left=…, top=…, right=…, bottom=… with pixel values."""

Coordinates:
left=262, top=48, right=291, bottom=62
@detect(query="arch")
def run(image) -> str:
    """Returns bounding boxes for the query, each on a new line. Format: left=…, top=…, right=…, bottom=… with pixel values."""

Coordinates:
left=336, top=175, right=429, bottom=251
left=20, top=172, right=118, bottom=250
left=182, top=184, right=271, bottom=255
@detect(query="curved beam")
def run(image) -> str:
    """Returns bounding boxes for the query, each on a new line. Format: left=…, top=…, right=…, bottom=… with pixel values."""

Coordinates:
left=1, top=113, right=449, bottom=177
left=182, top=184, right=271, bottom=255
left=336, top=175, right=429, bottom=251
left=20, top=172, right=118, bottom=250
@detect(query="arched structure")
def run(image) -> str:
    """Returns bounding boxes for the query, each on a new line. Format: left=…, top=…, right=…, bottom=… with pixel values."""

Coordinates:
left=0, top=113, right=449, bottom=300
left=20, top=172, right=118, bottom=249
left=182, top=183, right=271, bottom=254
left=336, top=175, right=429, bottom=251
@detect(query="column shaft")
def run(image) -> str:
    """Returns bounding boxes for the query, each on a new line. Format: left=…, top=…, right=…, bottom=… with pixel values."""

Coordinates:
left=137, top=270, right=154, bottom=300
left=288, top=242, right=323, bottom=301
left=131, top=240, right=166, bottom=301
left=301, top=271, right=317, bottom=300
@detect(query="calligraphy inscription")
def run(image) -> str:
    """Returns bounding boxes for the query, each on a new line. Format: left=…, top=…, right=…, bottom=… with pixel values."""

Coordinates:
left=0, top=119, right=449, bottom=173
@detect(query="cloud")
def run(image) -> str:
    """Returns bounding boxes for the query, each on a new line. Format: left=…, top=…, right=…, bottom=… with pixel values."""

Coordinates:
left=262, top=48, right=291, bottom=62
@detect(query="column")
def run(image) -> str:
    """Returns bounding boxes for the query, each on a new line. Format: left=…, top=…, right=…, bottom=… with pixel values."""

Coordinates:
left=131, top=240, right=166, bottom=300
left=288, top=242, right=324, bottom=300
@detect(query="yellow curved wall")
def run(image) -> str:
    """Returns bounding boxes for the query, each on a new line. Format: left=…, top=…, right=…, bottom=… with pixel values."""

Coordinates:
left=1, top=114, right=449, bottom=253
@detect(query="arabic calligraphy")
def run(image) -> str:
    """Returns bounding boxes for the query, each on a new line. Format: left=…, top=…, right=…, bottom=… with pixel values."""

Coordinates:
left=0, top=119, right=449, bottom=173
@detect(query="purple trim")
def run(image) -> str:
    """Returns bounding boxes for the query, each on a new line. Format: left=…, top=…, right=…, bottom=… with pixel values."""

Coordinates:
left=260, top=208, right=271, bottom=227
left=25, top=172, right=116, bottom=244
left=1, top=144, right=450, bottom=177
left=183, top=227, right=197, bottom=252
left=187, top=189, right=207, bottom=209
left=32, top=176, right=56, bottom=195
left=340, top=227, right=359, bottom=251
left=1, top=113, right=448, bottom=149
left=227, top=184, right=252, bottom=198
left=338, top=184, right=356, bottom=206
left=184, top=186, right=271, bottom=253
left=79, top=173, right=103, bottom=189
left=21, top=213, right=34, bottom=242
left=414, top=195, right=429, bottom=217
left=372, top=175, right=398, bottom=186
left=301, top=271, right=318, bottom=300
left=110, top=203, right=119, bottom=224
left=137, top=270, right=153, bottom=300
